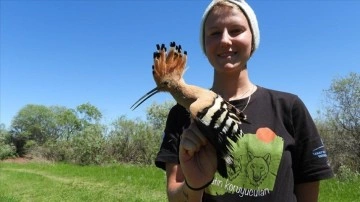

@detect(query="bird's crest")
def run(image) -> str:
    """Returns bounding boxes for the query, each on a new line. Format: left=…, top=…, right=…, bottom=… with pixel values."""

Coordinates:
left=153, top=42, right=187, bottom=86
left=131, top=42, right=187, bottom=110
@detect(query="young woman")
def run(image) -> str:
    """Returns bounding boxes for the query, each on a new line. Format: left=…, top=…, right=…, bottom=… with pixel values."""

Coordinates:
left=155, top=0, right=333, bottom=201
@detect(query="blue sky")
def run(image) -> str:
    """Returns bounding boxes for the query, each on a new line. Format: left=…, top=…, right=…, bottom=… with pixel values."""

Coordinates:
left=1, top=0, right=359, bottom=128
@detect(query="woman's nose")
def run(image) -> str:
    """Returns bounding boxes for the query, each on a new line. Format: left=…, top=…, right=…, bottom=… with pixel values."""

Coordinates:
left=220, top=29, right=232, bottom=47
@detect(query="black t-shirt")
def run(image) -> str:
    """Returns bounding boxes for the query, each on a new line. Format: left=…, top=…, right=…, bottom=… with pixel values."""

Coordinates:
left=155, top=86, right=333, bottom=201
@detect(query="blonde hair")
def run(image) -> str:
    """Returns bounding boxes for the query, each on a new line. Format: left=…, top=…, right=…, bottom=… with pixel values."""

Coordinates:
left=210, top=0, right=242, bottom=15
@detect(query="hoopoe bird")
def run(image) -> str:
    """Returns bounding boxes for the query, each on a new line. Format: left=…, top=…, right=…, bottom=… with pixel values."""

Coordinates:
left=131, top=42, right=248, bottom=178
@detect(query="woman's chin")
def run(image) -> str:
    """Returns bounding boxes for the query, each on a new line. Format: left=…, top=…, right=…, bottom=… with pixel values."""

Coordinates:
left=216, top=63, right=244, bottom=73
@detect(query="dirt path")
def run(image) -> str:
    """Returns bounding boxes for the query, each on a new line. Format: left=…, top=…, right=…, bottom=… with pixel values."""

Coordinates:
left=1, top=157, right=31, bottom=163
left=1, top=167, right=115, bottom=189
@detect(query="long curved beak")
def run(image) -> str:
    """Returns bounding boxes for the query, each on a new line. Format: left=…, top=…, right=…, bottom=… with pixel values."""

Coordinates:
left=130, top=87, right=160, bottom=110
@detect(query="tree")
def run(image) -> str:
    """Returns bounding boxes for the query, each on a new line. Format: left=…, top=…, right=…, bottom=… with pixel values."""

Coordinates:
left=321, top=72, right=360, bottom=171
left=10, top=104, right=57, bottom=155
left=325, top=72, right=360, bottom=136
left=52, top=106, right=81, bottom=141
left=9, top=103, right=102, bottom=157
left=0, top=123, right=16, bottom=159
left=71, top=123, right=107, bottom=165
left=146, top=101, right=175, bottom=131
left=107, top=116, right=161, bottom=164
left=107, top=101, right=174, bottom=164
left=76, top=102, right=102, bottom=126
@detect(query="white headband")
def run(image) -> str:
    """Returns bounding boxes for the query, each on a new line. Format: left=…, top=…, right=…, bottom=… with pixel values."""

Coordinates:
left=200, top=0, right=260, bottom=54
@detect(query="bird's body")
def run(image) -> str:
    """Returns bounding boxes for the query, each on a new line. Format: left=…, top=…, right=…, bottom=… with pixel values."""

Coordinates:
left=131, top=42, right=247, bottom=178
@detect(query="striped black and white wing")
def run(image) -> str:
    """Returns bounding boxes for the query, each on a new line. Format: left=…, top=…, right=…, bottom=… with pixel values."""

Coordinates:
left=194, top=95, right=248, bottom=178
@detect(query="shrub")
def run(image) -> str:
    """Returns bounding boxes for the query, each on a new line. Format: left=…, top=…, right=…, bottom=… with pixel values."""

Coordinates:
left=27, top=140, right=73, bottom=162
left=336, top=165, right=360, bottom=182
left=0, top=143, right=17, bottom=160
left=0, top=128, right=17, bottom=160
left=107, top=116, right=162, bottom=165
left=71, top=124, right=109, bottom=165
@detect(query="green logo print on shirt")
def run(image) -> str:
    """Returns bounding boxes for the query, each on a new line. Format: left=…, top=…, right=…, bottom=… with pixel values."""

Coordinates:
left=206, top=127, right=284, bottom=197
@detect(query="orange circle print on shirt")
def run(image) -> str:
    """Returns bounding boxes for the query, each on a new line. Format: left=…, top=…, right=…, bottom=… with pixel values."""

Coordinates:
left=256, top=127, right=276, bottom=143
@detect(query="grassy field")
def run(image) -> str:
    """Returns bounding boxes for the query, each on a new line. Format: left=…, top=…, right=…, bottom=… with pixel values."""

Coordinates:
left=319, top=174, right=360, bottom=202
left=0, top=161, right=167, bottom=202
left=1, top=161, right=359, bottom=202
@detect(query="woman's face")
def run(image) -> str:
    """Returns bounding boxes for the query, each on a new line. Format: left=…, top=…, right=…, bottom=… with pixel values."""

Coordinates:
left=204, top=6, right=253, bottom=74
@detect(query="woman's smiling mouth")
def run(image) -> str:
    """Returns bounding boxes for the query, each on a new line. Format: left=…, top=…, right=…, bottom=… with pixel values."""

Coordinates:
left=218, top=51, right=237, bottom=58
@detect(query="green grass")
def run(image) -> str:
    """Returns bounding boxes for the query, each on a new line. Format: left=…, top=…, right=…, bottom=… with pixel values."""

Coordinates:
left=0, top=162, right=167, bottom=202
left=319, top=177, right=360, bottom=202
left=1, top=161, right=359, bottom=202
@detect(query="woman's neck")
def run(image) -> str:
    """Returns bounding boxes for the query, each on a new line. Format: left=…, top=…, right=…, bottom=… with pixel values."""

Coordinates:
left=211, top=69, right=255, bottom=101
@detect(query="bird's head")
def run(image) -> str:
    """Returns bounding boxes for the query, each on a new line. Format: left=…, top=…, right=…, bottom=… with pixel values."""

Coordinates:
left=131, top=42, right=187, bottom=110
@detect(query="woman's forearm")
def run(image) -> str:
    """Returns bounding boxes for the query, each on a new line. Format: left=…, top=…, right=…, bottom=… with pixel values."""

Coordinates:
left=167, top=181, right=204, bottom=202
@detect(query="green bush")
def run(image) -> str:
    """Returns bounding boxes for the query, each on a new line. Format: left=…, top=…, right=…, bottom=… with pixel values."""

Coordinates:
left=27, top=140, right=72, bottom=162
left=0, top=143, right=17, bottom=160
left=336, top=165, right=360, bottom=182
left=4, top=102, right=170, bottom=166
left=107, top=116, right=162, bottom=165
left=71, top=124, right=109, bottom=165
left=0, top=128, right=17, bottom=160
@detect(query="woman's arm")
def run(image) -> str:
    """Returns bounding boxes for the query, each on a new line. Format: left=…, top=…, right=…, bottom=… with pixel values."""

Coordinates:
left=294, top=181, right=320, bottom=202
left=166, top=163, right=203, bottom=202
left=165, top=122, right=217, bottom=202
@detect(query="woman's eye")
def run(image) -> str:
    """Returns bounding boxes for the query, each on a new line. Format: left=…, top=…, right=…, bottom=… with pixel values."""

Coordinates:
left=210, top=31, right=221, bottom=36
left=230, top=29, right=242, bottom=35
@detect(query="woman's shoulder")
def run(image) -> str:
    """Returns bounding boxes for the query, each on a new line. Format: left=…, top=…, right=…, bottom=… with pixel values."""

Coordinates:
left=257, top=86, right=310, bottom=114
left=256, top=86, right=300, bottom=101
left=169, top=103, right=189, bottom=115
left=165, top=103, right=191, bottom=134
left=167, top=103, right=191, bottom=123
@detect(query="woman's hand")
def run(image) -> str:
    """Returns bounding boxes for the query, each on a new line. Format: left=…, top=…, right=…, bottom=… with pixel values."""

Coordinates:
left=179, top=121, right=217, bottom=189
